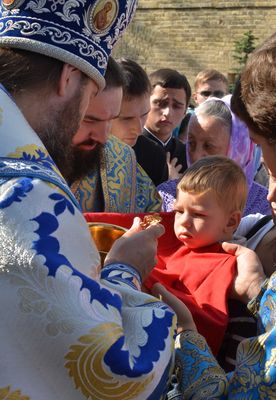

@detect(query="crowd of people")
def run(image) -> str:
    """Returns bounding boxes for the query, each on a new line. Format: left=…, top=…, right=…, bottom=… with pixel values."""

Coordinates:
left=0, top=0, right=275, bottom=398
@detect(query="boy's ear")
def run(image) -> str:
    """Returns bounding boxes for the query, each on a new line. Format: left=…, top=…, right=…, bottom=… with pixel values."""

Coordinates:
left=225, top=210, right=242, bottom=233
left=192, top=91, right=198, bottom=103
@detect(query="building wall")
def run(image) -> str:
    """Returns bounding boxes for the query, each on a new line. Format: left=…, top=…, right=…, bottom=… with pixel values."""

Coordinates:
left=113, top=1, right=276, bottom=89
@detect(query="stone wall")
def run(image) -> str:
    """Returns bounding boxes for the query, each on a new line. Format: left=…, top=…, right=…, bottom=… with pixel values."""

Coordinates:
left=113, top=1, right=276, bottom=89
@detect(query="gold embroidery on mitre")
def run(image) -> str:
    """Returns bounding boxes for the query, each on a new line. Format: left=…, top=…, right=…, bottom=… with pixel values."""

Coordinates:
left=0, top=386, right=30, bottom=400
left=65, top=323, right=154, bottom=399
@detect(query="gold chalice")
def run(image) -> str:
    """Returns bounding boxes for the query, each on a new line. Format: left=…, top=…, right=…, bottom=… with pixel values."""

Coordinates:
left=88, top=222, right=127, bottom=266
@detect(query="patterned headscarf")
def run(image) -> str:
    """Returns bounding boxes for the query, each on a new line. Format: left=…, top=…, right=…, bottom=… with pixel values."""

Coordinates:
left=187, top=94, right=255, bottom=187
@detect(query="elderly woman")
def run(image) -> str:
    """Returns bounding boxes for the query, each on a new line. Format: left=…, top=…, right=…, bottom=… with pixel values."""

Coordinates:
left=158, top=94, right=271, bottom=216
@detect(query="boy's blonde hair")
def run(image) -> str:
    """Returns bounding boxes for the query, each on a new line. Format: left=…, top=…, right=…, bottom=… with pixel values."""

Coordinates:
left=194, top=69, right=228, bottom=91
left=177, top=155, right=247, bottom=213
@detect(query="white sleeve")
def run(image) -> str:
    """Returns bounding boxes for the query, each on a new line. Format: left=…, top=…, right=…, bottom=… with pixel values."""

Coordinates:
left=235, top=213, right=265, bottom=237
left=235, top=213, right=274, bottom=250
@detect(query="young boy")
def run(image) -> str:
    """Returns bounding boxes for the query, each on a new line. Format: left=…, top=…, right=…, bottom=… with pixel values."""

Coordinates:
left=145, top=155, right=248, bottom=355
left=175, top=69, right=228, bottom=144
left=111, top=58, right=169, bottom=185
left=192, top=68, right=229, bottom=105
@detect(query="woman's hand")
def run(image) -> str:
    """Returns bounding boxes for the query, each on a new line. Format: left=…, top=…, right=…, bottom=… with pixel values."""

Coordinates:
left=152, top=283, right=197, bottom=333
left=104, top=217, right=165, bottom=281
left=222, top=241, right=267, bottom=303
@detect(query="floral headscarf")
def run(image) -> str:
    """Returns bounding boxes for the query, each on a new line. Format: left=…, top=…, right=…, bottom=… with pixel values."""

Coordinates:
left=187, top=94, right=255, bottom=187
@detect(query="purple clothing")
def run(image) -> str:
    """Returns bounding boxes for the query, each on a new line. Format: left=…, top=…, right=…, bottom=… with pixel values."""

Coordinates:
left=243, top=182, right=271, bottom=216
left=158, top=179, right=271, bottom=217
left=158, top=179, right=179, bottom=212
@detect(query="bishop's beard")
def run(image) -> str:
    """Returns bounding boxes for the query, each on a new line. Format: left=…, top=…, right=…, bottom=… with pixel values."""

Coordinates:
left=35, top=92, right=83, bottom=182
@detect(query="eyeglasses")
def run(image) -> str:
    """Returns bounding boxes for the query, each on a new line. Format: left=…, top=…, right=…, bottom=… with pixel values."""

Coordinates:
left=198, top=90, right=225, bottom=98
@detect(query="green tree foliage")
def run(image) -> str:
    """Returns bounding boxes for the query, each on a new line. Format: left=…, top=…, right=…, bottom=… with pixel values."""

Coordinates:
left=233, top=30, right=257, bottom=73
left=228, top=31, right=257, bottom=93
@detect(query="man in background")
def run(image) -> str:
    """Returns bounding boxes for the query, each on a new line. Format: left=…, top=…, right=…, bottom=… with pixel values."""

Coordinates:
left=144, top=68, right=191, bottom=179
left=111, top=58, right=169, bottom=186
left=71, top=57, right=162, bottom=212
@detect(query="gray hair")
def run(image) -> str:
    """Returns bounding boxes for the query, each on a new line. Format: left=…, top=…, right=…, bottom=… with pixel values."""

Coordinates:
left=194, top=99, right=232, bottom=130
